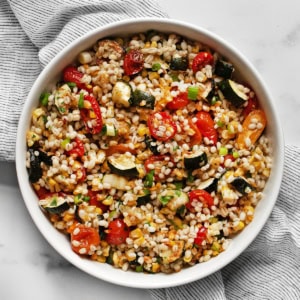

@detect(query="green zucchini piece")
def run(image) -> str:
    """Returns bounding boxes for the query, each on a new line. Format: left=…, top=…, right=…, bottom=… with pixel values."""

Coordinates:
left=197, top=178, right=218, bottom=193
left=170, top=57, right=188, bottom=71
left=218, top=79, right=248, bottom=107
left=231, top=177, right=253, bottom=194
left=107, top=154, right=139, bottom=178
left=112, top=81, right=132, bottom=107
left=39, top=194, right=69, bottom=214
left=131, top=89, right=155, bottom=109
left=215, top=60, right=234, bottom=79
left=144, top=136, right=159, bottom=155
left=137, top=191, right=151, bottom=207
left=184, top=150, right=208, bottom=171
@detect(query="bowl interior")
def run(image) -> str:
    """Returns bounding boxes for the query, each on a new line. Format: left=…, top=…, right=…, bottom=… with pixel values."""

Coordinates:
left=16, top=18, right=284, bottom=289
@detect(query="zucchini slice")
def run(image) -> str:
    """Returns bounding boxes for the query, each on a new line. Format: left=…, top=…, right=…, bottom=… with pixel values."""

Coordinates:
left=197, top=178, right=218, bottom=193
left=230, top=177, right=253, bottom=194
left=158, top=189, right=189, bottom=211
left=170, top=56, right=188, bottom=71
left=112, top=81, right=132, bottom=107
left=214, top=60, right=234, bottom=79
left=39, top=194, right=69, bottom=214
left=144, top=136, right=159, bottom=155
left=132, top=89, right=155, bottom=109
left=107, top=154, right=139, bottom=178
left=102, top=174, right=129, bottom=190
left=218, top=79, right=248, bottom=107
left=136, top=191, right=152, bottom=207
left=184, top=150, right=208, bottom=171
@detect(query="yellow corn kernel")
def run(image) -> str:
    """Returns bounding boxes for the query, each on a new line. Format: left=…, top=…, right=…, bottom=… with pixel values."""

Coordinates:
left=89, top=111, right=96, bottom=118
left=245, top=205, right=255, bottom=222
left=152, top=262, right=160, bottom=273
left=83, top=100, right=91, bottom=109
left=63, top=213, right=74, bottom=222
left=137, top=124, right=149, bottom=136
left=112, top=252, right=119, bottom=265
left=192, top=45, right=200, bottom=53
left=48, top=178, right=57, bottom=187
left=172, top=217, right=183, bottom=229
left=149, top=72, right=160, bottom=81
left=125, top=250, right=137, bottom=262
left=130, top=228, right=143, bottom=239
left=211, top=241, right=221, bottom=252
left=234, top=221, right=245, bottom=232
left=102, top=196, right=113, bottom=206
left=96, top=255, right=107, bottom=263
left=26, top=130, right=41, bottom=147
left=151, top=41, right=157, bottom=48
left=122, top=75, right=130, bottom=82
left=144, top=42, right=151, bottom=48
left=95, top=207, right=103, bottom=215
left=212, top=251, right=219, bottom=257
left=32, top=108, right=45, bottom=123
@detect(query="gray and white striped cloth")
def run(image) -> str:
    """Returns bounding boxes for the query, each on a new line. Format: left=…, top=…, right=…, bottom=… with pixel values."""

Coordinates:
left=1, top=1, right=300, bottom=299
left=0, top=0, right=168, bottom=161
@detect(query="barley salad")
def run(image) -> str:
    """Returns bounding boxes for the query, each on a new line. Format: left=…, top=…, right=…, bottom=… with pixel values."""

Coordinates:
left=26, top=30, right=271, bottom=274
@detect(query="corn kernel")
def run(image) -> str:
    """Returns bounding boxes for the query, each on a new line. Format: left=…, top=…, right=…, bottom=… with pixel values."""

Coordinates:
left=63, top=213, right=74, bottom=222
left=211, top=241, right=221, bottom=252
left=234, top=221, right=245, bottom=232
left=149, top=72, right=160, bottom=81
left=144, top=42, right=151, bottom=48
left=152, top=262, right=160, bottom=273
left=141, top=69, right=148, bottom=78
left=130, top=228, right=143, bottom=239
left=137, top=124, right=149, bottom=136
left=102, top=196, right=113, bottom=206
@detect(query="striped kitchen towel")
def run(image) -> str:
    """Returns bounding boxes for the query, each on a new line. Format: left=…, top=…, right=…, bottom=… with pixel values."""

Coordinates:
left=0, top=0, right=168, bottom=161
left=149, top=145, right=300, bottom=299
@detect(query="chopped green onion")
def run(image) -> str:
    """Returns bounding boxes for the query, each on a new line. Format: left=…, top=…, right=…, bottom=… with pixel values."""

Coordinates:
left=160, top=195, right=173, bottom=205
left=74, top=194, right=82, bottom=205
left=219, top=147, right=228, bottom=156
left=152, top=62, right=161, bottom=71
left=210, top=95, right=219, bottom=105
left=144, top=170, right=154, bottom=188
left=67, top=82, right=77, bottom=88
left=83, top=196, right=90, bottom=202
left=216, top=120, right=225, bottom=127
left=232, top=151, right=239, bottom=159
left=49, top=197, right=57, bottom=207
left=40, top=92, right=50, bottom=106
left=78, top=92, right=84, bottom=109
left=169, top=72, right=179, bottom=82
left=187, top=86, right=199, bottom=100
left=174, top=181, right=183, bottom=190
left=61, top=138, right=71, bottom=149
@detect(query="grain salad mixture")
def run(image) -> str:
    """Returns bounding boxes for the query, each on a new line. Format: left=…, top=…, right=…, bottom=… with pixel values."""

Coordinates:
left=26, top=31, right=272, bottom=274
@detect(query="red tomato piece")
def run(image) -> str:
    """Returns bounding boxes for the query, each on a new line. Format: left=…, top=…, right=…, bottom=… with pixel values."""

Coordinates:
left=105, top=219, right=129, bottom=245
left=186, top=189, right=214, bottom=212
left=221, top=154, right=235, bottom=168
left=87, top=190, right=109, bottom=213
left=105, top=144, right=137, bottom=157
left=147, top=111, right=177, bottom=142
left=144, top=155, right=173, bottom=180
left=123, top=49, right=144, bottom=76
left=35, top=186, right=52, bottom=199
left=194, top=226, right=207, bottom=246
left=63, top=66, right=91, bottom=91
left=71, top=223, right=100, bottom=254
left=195, top=111, right=218, bottom=145
left=192, top=52, right=214, bottom=73
left=166, top=92, right=190, bottom=110
left=242, top=97, right=258, bottom=117
left=67, top=137, right=85, bottom=157
left=80, top=95, right=103, bottom=134
left=188, top=118, right=202, bottom=146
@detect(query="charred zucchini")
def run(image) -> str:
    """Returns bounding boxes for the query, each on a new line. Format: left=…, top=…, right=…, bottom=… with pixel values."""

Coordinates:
left=231, top=177, right=253, bottom=194
left=214, top=60, right=234, bottom=79
left=112, top=81, right=132, bottom=107
left=184, top=150, right=208, bottom=171
left=218, top=79, right=248, bottom=107
left=39, top=194, right=69, bottom=214
left=144, top=136, right=159, bottom=155
left=131, top=89, right=155, bottom=109
left=197, top=178, right=218, bottom=193
left=170, top=57, right=188, bottom=71
left=107, top=154, right=139, bottom=178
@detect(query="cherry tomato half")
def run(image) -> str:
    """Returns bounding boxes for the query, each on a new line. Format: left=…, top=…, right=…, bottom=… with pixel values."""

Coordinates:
left=123, top=49, right=144, bottom=76
left=188, top=118, right=202, bottom=146
left=63, top=66, right=91, bottom=91
left=166, top=92, right=190, bottom=110
left=221, top=154, right=235, bottom=168
left=194, top=226, right=207, bottom=246
left=70, top=223, right=100, bottom=254
left=242, top=97, right=258, bottom=117
left=192, top=52, right=214, bottom=73
left=87, top=190, right=109, bottom=213
left=67, top=137, right=85, bottom=157
left=105, top=219, right=129, bottom=245
left=147, top=111, right=177, bottom=142
left=186, top=189, right=214, bottom=212
left=195, top=111, right=218, bottom=145
left=80, top=95, right=103, bottom=134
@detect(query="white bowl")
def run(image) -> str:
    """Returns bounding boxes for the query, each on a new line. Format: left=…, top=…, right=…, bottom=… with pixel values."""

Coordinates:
left=16, top=18, right=284, bottom=289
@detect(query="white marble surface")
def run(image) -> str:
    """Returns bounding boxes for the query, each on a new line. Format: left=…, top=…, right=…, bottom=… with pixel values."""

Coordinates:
left=1, top=0, right=300, bottom=299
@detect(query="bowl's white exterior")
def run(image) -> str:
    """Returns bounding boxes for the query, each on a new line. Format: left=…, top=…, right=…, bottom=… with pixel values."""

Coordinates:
left=16, top=18, right=284, bottom=289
